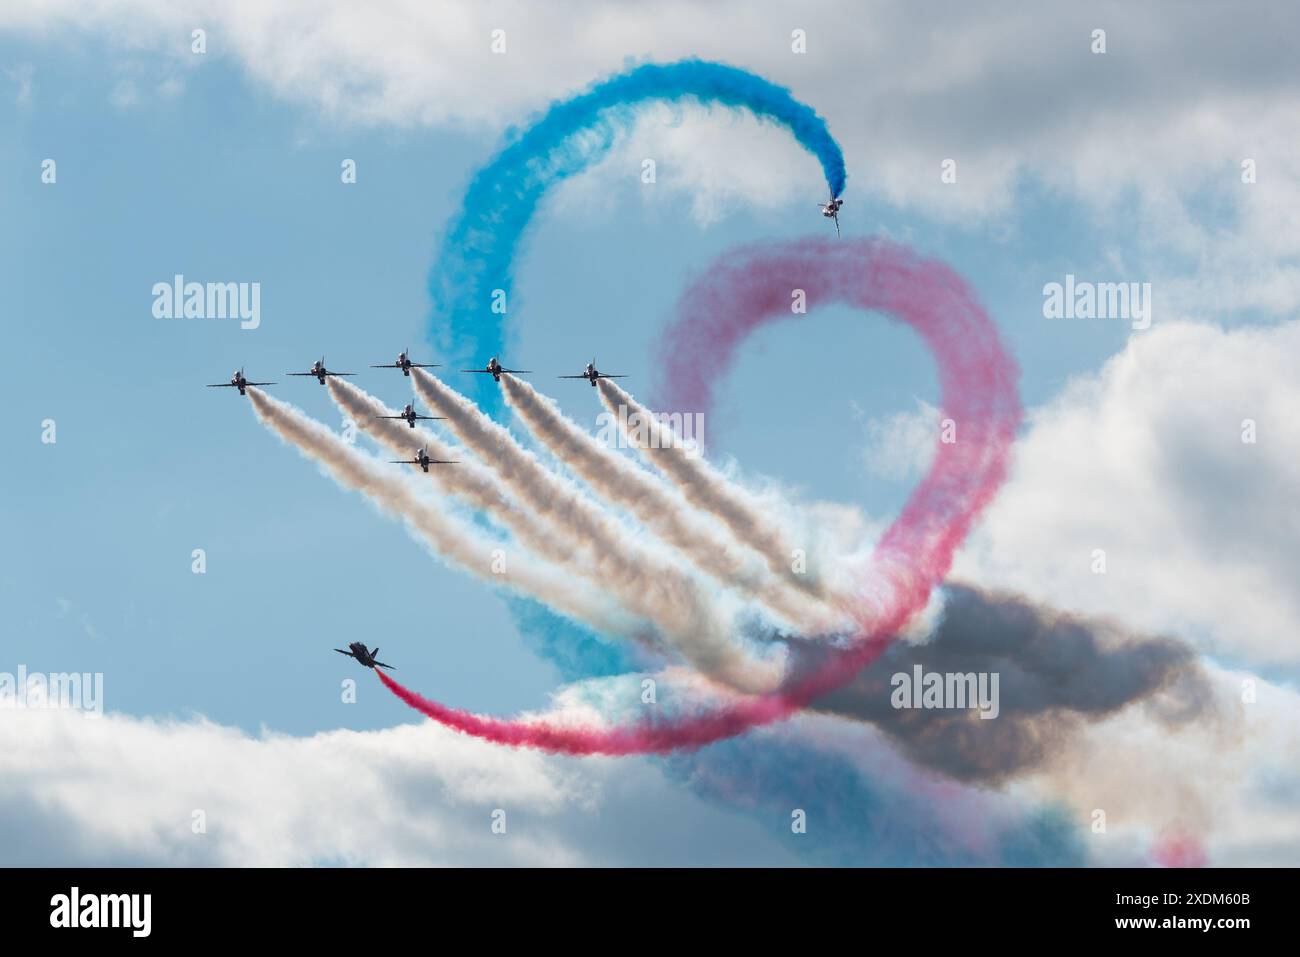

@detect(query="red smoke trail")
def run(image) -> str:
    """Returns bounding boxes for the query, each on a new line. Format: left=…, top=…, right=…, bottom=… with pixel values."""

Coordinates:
left=378, top=237, right=1022, bottom=755
left=1151, top=829, right=1208, bottom=868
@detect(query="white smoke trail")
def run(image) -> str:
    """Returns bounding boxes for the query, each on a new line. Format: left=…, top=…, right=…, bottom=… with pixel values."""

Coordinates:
left=410, top=369, right=788, bottom=692
left=246, top=388, right=640, bottom=639
left=501, top=375, right=844, bottom=632
left=328, top=379, right=592, bottom=573
left=331, top=378, right=710, bottom=658
left=597, top=379, right=826, bottom=598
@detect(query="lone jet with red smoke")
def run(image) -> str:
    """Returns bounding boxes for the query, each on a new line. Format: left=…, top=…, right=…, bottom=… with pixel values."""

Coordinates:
left=334, top=642, right=395, bottom=670
left=559, top=358, right=626, bottom=387
left=376, top=402, right=444, bottom=428
left=462, top=356, right=530, bottom=383
left=206, top=368, right=276, bottom=396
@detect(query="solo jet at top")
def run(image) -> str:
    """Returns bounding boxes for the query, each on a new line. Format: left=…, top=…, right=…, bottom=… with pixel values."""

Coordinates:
left=819, top=192, right=844, bottom=236
left=559, top=359, right=627, bottom=387
left=376, top=402, right=444, bottom=428
left=334, top=642, right=394, bottom=670
left=206, top=368, right=276, bottom=396
left=462, top=356, right=530, bottom=383
left=287, top=357, right=355, bottom=385
left=371, top=349, right=441, bottom=377
left=391, top=447, right=457, bottom=473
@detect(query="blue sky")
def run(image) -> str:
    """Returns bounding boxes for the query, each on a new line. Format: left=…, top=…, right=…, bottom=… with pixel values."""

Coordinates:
left=2, top=3, right=1298, bottom=867
left=0, top=39, right=1152, bottom=736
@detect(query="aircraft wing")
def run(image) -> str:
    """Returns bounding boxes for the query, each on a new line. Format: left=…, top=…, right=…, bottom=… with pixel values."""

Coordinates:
left=558, top=374, right=587, bottom=379
left=325, top=371, right=355, bottom=377
left=286, top=372, right=316, bottom=376
left=501, top=369, right=531, bottom=374
left=389, top=459, right=419, bottom=465
left=376, top=414, right=405, bottom=419
left=374, top=661, right=396, bottom=670
left=246, top=381, right=276, bottom=386
left=334, top=648, right=356, bottom=658
left=370, top=363, right=401, bottom=369
left=461, top=369, right=493, bottom=374
left=409, top=363, right=441, bottom=368
left=596, top=374, right=627, bottom=379
left=413, top=414, right=444, bottom=420
left=206, top=383, right=236, bottom=387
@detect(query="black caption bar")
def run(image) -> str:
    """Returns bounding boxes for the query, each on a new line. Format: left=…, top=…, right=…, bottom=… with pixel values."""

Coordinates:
left=0, top=866, right=1287, bottom=944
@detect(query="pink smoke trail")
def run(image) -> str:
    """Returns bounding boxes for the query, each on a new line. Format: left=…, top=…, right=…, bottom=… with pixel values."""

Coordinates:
left=1151, top=829, right=1208, bottom=868
left=379, top=237, right=1022, bottom=755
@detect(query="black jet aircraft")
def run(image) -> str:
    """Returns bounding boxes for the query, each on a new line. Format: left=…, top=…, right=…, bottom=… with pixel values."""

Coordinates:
left=819, top=192, right=844, bottom=236
left=287, top=356, right=355, bottom=385
left=334, top=641, right=394, bottom=670
left=391, top=446, right=457, bottom=473
left=206, top=368, right=276, bottom=396
left=462, top=356, right=530, bottom=383
left=559, top=358, right=626, bottom=387
left=376, top=402, right=444, bottom=428
left=371, top=349, right=441, bottom=377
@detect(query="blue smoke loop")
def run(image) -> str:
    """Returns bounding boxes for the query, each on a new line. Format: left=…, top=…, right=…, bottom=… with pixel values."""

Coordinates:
left=428, top=58, right=846, bottom=416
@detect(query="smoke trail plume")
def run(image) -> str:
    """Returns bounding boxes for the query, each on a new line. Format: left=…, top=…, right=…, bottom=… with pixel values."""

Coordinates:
left=410, top=369, right=789, bottom=692
left=596, top=378, right=825, bottom=598
left=811, top=584, right=1211, bottom=783
left=500, top=375, right=841, bottom=631
left=378, top=238, right=1021, bottom=755
left=245, top=388, right=635, bottom=638
left=665, top=718, right=1086, bottom=865
left=428, top=60, right=845, bottom=413
left=328, top=379, right=617, bottom=585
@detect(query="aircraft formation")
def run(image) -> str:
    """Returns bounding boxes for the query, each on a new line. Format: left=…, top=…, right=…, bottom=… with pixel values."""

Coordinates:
left=208, top=353, right=625, bottom=399
left=209, top=350, right=635, bottom=670
left=212, top=199, right=838, bottom=669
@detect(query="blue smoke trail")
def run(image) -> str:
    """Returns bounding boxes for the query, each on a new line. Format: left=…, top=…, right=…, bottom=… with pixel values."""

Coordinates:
left=505, top=597, right=634, bottom=681
left=428, top=58, right=846, bottom=415
left=665, top=732, right=1087, bottom=866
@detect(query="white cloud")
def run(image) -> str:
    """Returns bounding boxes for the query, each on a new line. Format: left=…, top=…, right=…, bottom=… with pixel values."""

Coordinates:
left=957, top=319, right=1300, bottom=669
left=853, top=397, right=938, bottom=482
left=5, top=63, right=34, bottom=106
left=0, top=706, right=802, bottom=866
left=1016, top=661, right=1300, bottom=867
left=108, top=76, right=138, bottom=108
left=0, top=709, right=593, bottom=865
